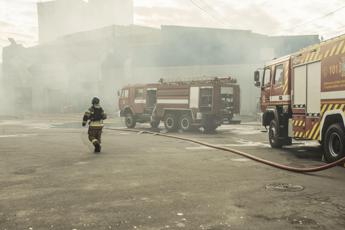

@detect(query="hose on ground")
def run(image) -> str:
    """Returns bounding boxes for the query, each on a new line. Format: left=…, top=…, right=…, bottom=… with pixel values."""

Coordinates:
left=105, top=127, right=345, bottom=173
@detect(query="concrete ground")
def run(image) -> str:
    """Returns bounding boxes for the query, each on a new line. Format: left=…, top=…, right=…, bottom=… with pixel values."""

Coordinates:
left=0, top=115, right=345, bottom=230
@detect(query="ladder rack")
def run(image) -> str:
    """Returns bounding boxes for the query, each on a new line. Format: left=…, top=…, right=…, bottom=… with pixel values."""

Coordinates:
left=158, top=76, right=237, bottom=85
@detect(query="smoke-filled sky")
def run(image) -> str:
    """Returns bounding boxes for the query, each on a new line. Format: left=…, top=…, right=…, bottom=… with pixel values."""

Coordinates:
left=1, top=0, right=345, bottom=61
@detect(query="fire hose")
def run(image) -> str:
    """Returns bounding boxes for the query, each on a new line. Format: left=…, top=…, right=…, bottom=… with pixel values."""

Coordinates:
left=105, top=127, right=345, bottom=173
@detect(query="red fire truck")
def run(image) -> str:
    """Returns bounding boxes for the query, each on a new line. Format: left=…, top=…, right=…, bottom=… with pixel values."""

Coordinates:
left=254, top=34, right=345, bottom=162
left=118, top=77, right=240, bottom=132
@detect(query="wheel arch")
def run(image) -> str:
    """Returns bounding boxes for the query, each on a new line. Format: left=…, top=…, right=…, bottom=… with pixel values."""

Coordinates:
left=120, top=106, right=134, bottom=117
left=320, top=110, right=345, bottom=141
left=262, top=108, right=279, bottom=127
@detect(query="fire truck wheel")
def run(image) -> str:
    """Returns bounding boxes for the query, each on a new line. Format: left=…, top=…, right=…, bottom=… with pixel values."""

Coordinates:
left=180, top=114, right=192, bottom=131
left=203, top=121, right=218, bottom=133
left=125, top=113, right=136, bottom=128
left=164, top=114, right=178, bottom=131
left=284, top=137, right=292, bottom=146
left=323, top=123, right=345, bottom=163
left=269, top=120, right=283, bottom=148
left=204, top=126, right=217, bottom=133
left=150, top=121, right=160, bottom=129
left=227, top=114, right=234, bottom=123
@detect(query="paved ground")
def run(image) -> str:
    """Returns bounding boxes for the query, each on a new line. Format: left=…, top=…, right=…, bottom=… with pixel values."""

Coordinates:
left=0, top=115, right=345, bottom=230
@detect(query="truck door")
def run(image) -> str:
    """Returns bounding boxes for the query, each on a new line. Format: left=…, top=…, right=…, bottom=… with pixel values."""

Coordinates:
left=190, top=86, right=200, bottom=112
left=261, top=67, right=272, bottom=111
left=232, top=85, right=240, bottom=114
left=292, top=61, right=321, bottom=139
left=270, top=63, right=289, bottom=103
left=305, top=61, right=321, bottom=140
left=146, top=88, right=157, bottom=108
left=292, top=65, right=307, bottom=138
left=145, top=88, right=157, bottom=114
left=134, top=88, right=145, bottom=114
left=119, top=88, right=129, bottom=110
left=306, top=62, right=321, bottom=116
left=220, top=86, right=234, bottom=110
left=199, top=87, right=213, bottom=112
left=293, top=62, right=321, bottom=113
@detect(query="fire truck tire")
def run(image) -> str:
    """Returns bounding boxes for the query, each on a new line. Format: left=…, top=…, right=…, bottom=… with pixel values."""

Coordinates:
left=125, top=113, right=136, bottom=128
left=179, top=114, right=192, bottom=131
left=204, top=126, right=217, bottom=132
left=284, top=137, right=292, bottom=146
left=150, top=121, right=160, bottom=129
left=164, top=114, right=178, bottom=131
left=269, top=120, right=283, bottom=148
left=323, top=123, right=345, bottom=163
left=203, top=122, right=218, bottom=133
left=227, top=114, right=234, bottom=123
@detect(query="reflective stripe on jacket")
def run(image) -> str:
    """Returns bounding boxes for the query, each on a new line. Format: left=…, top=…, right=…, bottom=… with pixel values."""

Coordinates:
left=89, top=120, right=104, bottom=128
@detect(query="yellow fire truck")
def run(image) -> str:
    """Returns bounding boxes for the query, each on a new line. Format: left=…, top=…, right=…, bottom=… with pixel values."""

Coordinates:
left=254, top=34, right=345, bottom=162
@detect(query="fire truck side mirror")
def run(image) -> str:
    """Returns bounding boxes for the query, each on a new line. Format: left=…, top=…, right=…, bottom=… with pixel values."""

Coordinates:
left=254, top=70, right=261, bottom=87
left=254, top=70, right=260, bottom=82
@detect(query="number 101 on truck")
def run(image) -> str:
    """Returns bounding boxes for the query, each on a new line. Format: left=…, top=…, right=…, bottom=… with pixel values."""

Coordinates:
left=254, top=34, right=345, bottom=163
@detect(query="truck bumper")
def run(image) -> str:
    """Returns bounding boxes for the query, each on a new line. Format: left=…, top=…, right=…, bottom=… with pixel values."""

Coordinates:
left=194, top=114, right=223, bottom=127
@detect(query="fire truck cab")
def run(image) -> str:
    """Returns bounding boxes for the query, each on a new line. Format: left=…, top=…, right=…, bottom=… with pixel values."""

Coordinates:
left=118, top=83, right=160, bottom=128
left=255, top=35, right=345, bottom=162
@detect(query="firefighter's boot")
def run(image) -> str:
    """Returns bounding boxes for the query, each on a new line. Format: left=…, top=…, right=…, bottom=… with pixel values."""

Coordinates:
left=92, top=139, right=101, bottom=153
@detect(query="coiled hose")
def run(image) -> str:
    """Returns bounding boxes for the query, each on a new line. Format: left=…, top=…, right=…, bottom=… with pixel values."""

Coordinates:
left=106, top=127, right=345, bottom=173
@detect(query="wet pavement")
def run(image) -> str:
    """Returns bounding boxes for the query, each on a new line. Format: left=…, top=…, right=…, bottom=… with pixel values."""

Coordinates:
left=0, top=115, right=345, bottom=230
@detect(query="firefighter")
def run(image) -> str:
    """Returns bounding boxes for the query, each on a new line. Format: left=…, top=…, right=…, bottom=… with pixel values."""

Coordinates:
left=82, top=97, right=107, bottom=153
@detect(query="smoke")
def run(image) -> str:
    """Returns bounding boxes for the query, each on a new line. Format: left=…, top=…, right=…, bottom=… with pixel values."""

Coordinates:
left=0, top=0, right=134, bottom=115
left=0, top=0, right=321, bottom=117
left=0, top=63, right=14, bottom=116
left=134, top=0, right=345, bottom=37
left=0, top=64, right=4, bottom=115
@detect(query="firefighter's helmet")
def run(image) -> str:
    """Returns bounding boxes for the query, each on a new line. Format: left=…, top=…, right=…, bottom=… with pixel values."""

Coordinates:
left=92, top=97, right=100, bottom=105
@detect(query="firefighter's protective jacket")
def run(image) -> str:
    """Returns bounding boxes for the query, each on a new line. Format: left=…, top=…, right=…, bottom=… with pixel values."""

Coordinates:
left=82, top=105, right=107, bottom=128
